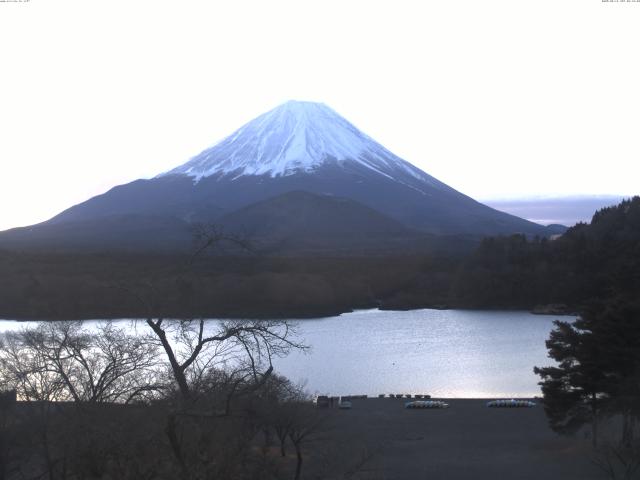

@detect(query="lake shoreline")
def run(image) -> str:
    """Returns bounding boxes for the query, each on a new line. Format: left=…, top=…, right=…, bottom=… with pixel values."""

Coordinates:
left=2, top=309, right=561, bottom=398
left=0, top=303, right=578, bottom=323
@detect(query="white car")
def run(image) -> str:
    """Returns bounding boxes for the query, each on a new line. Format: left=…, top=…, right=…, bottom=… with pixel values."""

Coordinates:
left=405, top=400, right=449, bottom=409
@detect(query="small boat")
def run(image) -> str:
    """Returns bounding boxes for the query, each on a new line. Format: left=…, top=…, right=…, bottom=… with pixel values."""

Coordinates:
left=405, top=400, right=449, bottom=409
left=486, top=399, right=536, bottom=408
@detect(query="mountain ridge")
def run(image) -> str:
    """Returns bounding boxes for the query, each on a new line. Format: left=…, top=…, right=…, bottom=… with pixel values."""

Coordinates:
left=0, top=100, right=558, bottom=253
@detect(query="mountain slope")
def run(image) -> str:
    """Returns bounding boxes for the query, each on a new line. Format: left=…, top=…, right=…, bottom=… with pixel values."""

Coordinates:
left=1, top=100, right=552, bottom=253
left=217, top=190, right=427, bottom=253
left=0, top=214, right=194, bottom=253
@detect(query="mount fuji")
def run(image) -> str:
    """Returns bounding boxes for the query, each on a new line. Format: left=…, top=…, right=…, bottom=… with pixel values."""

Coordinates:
left=0, top=101, right=560, bottom=253
left=160, top=101, right=445, bottom=185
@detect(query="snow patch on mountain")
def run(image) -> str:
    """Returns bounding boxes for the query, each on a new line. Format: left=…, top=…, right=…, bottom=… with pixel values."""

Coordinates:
left=159, top=100, right=445, bottom=190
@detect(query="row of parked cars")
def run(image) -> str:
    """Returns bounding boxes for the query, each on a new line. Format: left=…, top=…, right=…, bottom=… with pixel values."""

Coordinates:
left=317, top=395, right=537, bottom=410
left=379, top=393, right=432, bottom=399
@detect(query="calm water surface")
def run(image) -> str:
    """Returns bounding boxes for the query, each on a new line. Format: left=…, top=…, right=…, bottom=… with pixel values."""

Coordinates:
left=0, top=309, right=570, bottom=398
left=272, top=309, right=567, bottom=398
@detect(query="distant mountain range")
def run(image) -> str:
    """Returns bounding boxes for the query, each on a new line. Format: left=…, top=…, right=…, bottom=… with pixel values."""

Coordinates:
left=484, top=196, right=626, bottom=226
left=0, top=101, right=564, bottom=254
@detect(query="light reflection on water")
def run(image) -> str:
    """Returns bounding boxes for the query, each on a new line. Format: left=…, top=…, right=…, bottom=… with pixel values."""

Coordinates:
left=270, top=309, right=569, bottom=398
left=0, top=309, right=570, bottom=398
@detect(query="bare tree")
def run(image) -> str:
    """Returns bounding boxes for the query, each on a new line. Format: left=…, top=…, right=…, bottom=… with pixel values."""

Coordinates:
left=592, top=440, right=640, bottom=480
left=0, top=321, right=164, bottom=403
left=287, top=401, right=325, bottom=480
left=189, top=223, right=254, bottom=260
left=110, top=225, right=305, bottom=403
left=261, top=376, right=307, bottom=458
left=0, top=390, right=17, bottom=480
left=1, top=323, right=171, bottom=480
left=1, top=332, right=66, bottom=402
left=143, top=318, right=306, bottom=404
left=118, top=226, right=310, bottom=478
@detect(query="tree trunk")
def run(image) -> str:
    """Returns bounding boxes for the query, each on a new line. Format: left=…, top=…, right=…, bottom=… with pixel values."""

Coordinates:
left=38, top=405, right=56, bottom=480
left=294, top=443, right=303, bottom=480
left=146, top=319, right=191, bottom=401
left=263, top=428, right=272, bottom=448
left=622, top=411, right=633, bottom=447
left=165, top=413, right=188, bottom=479
left=591, top=393, right=598, bottom=448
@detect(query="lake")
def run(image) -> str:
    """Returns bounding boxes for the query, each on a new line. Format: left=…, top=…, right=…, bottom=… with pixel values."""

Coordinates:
left=0, top=309, right=569, bottom=398
left=272, top=309, right=566, bottom=398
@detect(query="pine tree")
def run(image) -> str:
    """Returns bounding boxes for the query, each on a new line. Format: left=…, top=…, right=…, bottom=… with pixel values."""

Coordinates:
left=534, top=316, right=610, bottom=446
left=535, top=299, right=640, bottom=447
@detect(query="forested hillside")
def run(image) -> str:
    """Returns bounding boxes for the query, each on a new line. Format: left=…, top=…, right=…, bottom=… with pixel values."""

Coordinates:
left=0, top=198, right=637, bottom=320
left=451, top=196, right=640, bottom=310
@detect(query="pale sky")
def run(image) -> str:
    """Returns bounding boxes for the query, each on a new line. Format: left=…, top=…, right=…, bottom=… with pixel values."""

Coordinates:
left=1, top=0, right=639, bottom=231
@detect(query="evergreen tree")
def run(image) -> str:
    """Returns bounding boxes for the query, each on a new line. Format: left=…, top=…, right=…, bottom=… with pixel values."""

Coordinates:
left=534, top=315, right=610, bottom=446
left=535, top=299, right=640, bottom=447
left=589, top=299, right=640, bottom=446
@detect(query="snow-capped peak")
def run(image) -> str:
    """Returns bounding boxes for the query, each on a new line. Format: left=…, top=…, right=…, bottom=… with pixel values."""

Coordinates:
left=159, top=100, right=442, bottom=187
